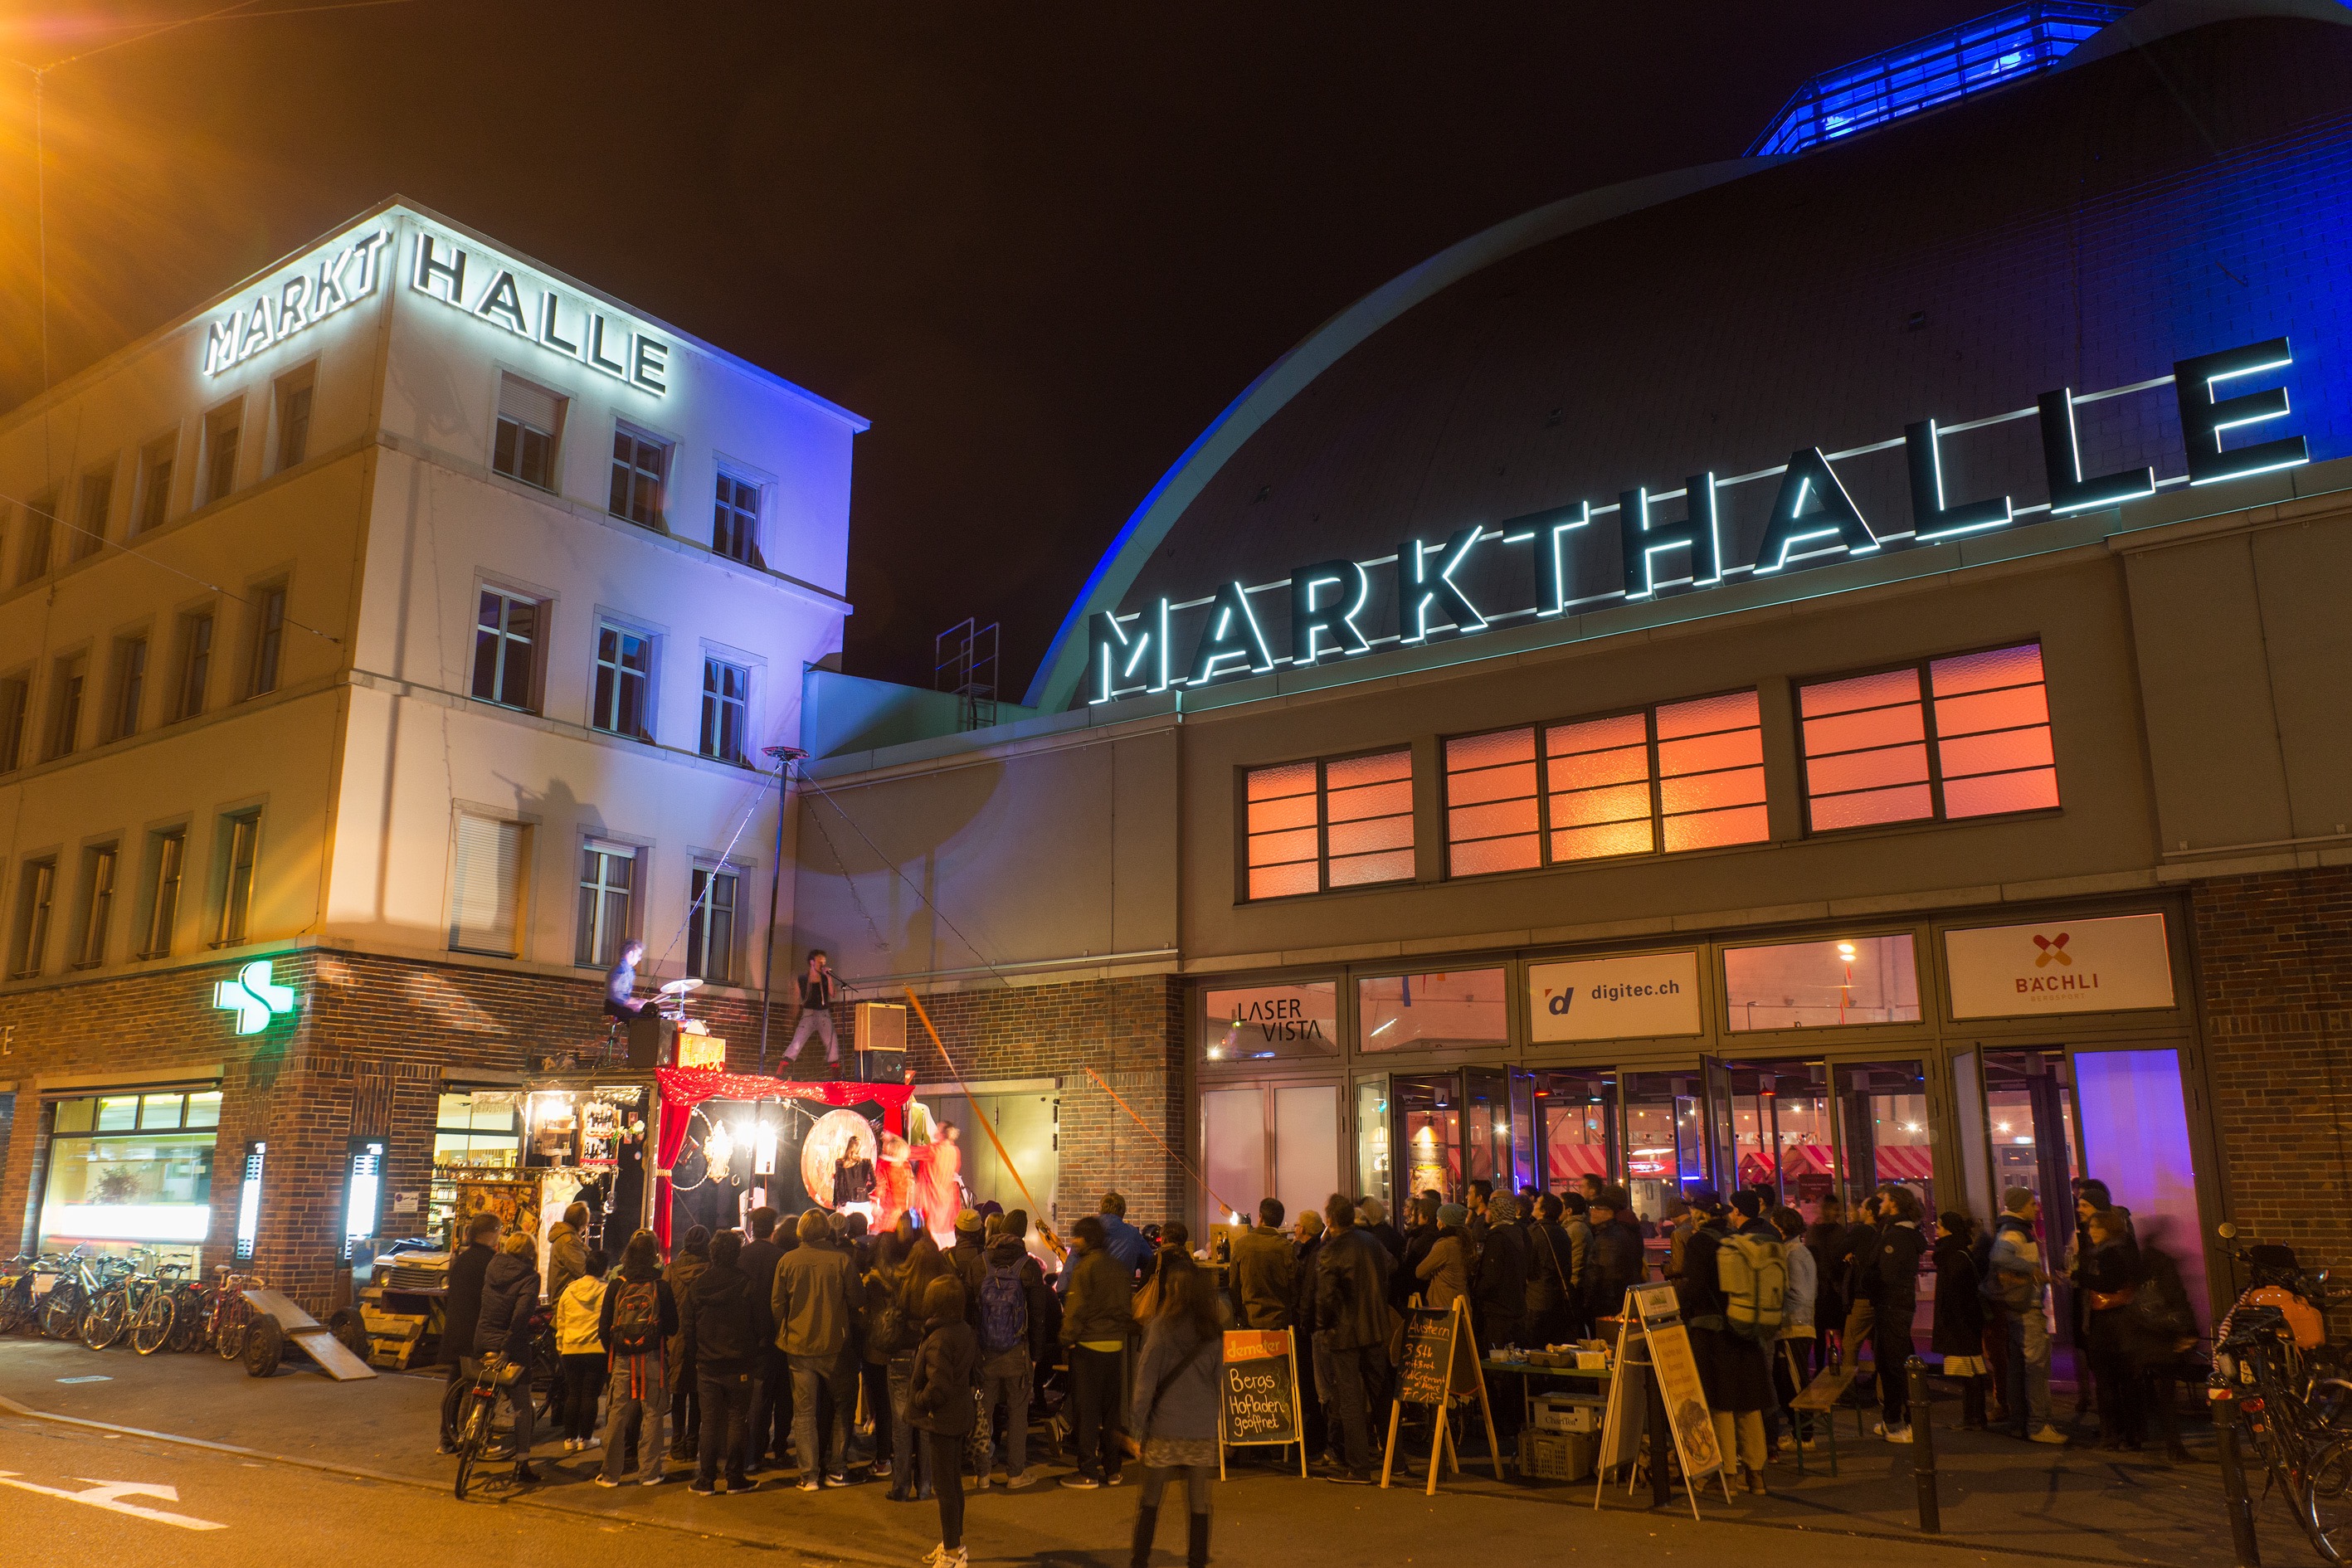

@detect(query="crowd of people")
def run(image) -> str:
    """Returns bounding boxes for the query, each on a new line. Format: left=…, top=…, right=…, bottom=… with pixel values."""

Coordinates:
left=433, top=1170, right=2197, bottom=1563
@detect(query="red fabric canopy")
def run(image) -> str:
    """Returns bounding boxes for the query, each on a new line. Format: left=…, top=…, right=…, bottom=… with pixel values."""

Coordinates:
left=653, top=1069, right=913, bottom=1249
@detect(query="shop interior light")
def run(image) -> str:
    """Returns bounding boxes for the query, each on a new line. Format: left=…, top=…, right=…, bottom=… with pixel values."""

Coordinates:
left=1837, top=942, right=1857, bottom=957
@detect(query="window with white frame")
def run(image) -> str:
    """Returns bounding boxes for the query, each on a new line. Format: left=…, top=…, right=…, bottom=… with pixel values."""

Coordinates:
left=686, top=864, right=738, bottom=984
left=712, top=471, right=763, bottom=566
left=449, top=813, right=528, bottom=958
left=201, top=403, right=241, bottom=506
left=576, top=840, right=636, bottom=967
left=470, top=589, right=540, bottom=711
left=700, top=657, right=749, bottom=764
left=492, top=375, right=562, bottom=490
left=246, top=582, right=287, bottom=698
left=592, top=622, right=653, bottom=740
left=608, top=425, right=670, bottom=528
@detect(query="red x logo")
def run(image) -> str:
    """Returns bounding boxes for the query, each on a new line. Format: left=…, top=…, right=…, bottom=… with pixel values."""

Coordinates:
left=2033, top=932, right=2072, bottom=968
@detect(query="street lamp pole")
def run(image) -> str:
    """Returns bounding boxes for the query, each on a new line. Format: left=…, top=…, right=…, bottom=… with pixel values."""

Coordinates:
left=756, top=745, right=806, bottom=1076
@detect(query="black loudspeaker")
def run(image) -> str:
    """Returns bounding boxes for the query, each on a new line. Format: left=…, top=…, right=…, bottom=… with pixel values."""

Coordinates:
left=623, top=1012, right=666, bottom=1068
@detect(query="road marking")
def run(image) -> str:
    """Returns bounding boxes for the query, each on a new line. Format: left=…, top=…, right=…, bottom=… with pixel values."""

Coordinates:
left=56, top=1376, right=112, bottom=1384
left=0, top=1473, right=227, bottom=1531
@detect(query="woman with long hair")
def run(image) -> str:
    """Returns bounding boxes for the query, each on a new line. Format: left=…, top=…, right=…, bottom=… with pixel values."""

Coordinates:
left=1128, top=1250, right=1225, bottom=1568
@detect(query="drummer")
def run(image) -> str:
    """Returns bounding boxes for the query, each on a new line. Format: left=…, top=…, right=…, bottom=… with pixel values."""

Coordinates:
left=604, top=940, right=657, bottom=1022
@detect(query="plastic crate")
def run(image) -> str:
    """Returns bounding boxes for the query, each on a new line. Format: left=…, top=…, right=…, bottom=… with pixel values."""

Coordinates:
left=1517, top=1428, right=1597, bottom=1481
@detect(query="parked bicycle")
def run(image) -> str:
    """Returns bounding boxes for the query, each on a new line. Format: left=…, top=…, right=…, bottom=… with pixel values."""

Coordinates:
left=450, top=1350, right=523, bottom=1501
left=40, top=1249, right=114, bottom=1341
left=2211, top=1223, right=2352, bottom=1562
left=205, top=1267, right=267, bottom=1363
left=82, top=1253, right=183, bottom=1354
left=0, top=1253, right=54, bottom=1335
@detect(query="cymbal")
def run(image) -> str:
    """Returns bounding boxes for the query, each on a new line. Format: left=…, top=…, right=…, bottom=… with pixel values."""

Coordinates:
left=659, top=977, right=704, bottom=995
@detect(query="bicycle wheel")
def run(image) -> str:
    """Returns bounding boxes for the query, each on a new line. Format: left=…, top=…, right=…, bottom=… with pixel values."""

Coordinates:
left=454, top=1394, right=494, bottom=1500
left=41, top=1283, right=85, bottom=1340
left=80, top=1289, right=126, bottom=1350
left=131, top=1289, right=176, bottom=1355
left=216, top=1313, right=248, bottom=1362
left=167, top=1291, right=204, bottom=1353
left=2301, top=1434, right=2352, bottom=1563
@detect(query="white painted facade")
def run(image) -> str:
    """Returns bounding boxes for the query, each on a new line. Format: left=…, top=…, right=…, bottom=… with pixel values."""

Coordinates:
left=0, top=198, right=863, bottom=1003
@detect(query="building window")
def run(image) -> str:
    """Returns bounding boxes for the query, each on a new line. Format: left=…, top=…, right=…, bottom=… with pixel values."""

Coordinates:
left=1722, top=933, right=1921, bottom=1031
left=450, top=813, right=528, bottom=958
left=1446, top=690, right=1769, bottom=877
left=37, top=1091, right=219, bottom=1251
left=592, top=623, right=653, bottom=740
left=700, top=658, right=749, bottom=764
left=74, top=467, right=113, bottom=562
left=136, top=438, right=174, bottom=534
left=492, top=374, right=562, bottom=490
left=46, top=653, right=88, bottom=761
left=202, top=402, right=241, bottom=505
left=110, top=635, right=147, bottom=741
left=0, top=673, right=27, bottom=773
left=470, top=589, right=540, bottom=710
left=608, top=425, right=670, bottom=528
left=217, top=811, right=259, bottom=946
left=247, top=583, right=287, bottom=697
left=274, top=372, right=314, bottom=470
left=686, top=865, right=738, bottom=983
left=1799, top=642, right=2056, bottom=832
left=142, top=829, right=184, bottom=958
left=1242, top=747, right=1415, bottom=900
left=174, top=611, right=214, bottom=720
left=712, top=472, right=763, bottom=566
left=1204, top=981, right=1339, bottom=1062
left=17, top=491, right=56, bottom=584
left=12, top=857, right=56, bottom=977
left=1357, top=968, right=1508, bottom=1053
left=75, top=845, right=116, bottom=967
left=576, top=840, right=636, bottom=967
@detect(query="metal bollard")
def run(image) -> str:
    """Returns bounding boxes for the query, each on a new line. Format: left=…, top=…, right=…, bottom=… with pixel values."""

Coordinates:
left=2217, top=1411, right=2263, bottom=1567
left=1906, top=1357, right=1941, bottom=1534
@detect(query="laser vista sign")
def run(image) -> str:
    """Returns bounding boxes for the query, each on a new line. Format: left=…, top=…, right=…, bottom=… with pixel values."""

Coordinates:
left=201, top=218, right=672, bottom=396
left=1086, top=335, right=2311, bottom=705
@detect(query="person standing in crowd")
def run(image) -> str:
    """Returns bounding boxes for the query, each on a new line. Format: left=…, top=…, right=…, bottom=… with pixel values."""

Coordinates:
left=1314, top=1191, right=1392, bottom=1485
left=1803, top=1195, right=1848, bottom=1381
left=556, top=1247, right=611, bottom=1453
left=952, top=1209, right=988, bottom=1299
left=1770, top=1207, right=1817, bottom=1452
left=1415, top=1203, right=1471, bottom=1309
left=1871, top=1186, right=1927, bottom=1443
left=910, top=1275, right=976, bottom=1568
left=1292, top=1209, right=1329, bottom=1464
left=1059, top=1214, right=1135, bottom=1488
left=1583, top=1186, right=1642, bottom=1324
left=892, top=1236, right=953, bottom=1502
left=1399, top=1197, right=1439, bottom=1312
left=2130, top=1220, right=2199, bottom=1462
left=737, top=1206, right=791, bottom=1474
left=774, top=1209, right=858, bottom=1488
left=1463, top=1180, right=1493, bottom=1250
left=1836, top=1194, right=1883, bottom=1377
left=1231, top=1199, right=1296, bottom=1330
left=475, top=1230, right=545, bottom=1483
left=2077, top=1206, right=2146, bottom=1450
left=439, top=1210, right=499, bottom=1453
left=1137, top=1222, right=1193, bottom=1318
left=1356, top=1198, right=1405, bottom=1268
left=543, top=1202, right=590, bottom=1433
left=1987, top=1188, right=2067, bottom=1444
left=1473, top=1191, right=1530, bottom=1354
left=863, top=1232, right=918, bottom=1497
left=1525, top=1193, right=1577, bottom=1347
left=1094, top=1192, right=1154, bottom=1282
left=1129, top=1252, right=1225, bottom=1568
left=1679, top=1189, right=1774, bottom=1494
left=684, top=1230, right=769, bottom=1494
left=1932, top=1211, right=1991, bottom=1429
left=974, top=1206, right=1048, bottom=1490
left=1557, top=1193, right=1594, bottom=1334
left=664, top=1225, right=711, bottom=1463
left=1661, top=1194, right=1698, bottom=1282
left=597, top=1230, right=678, bottom=1488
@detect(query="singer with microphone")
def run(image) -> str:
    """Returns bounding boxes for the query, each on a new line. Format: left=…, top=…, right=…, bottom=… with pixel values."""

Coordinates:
left=783, top=948, right=842, bottom=1067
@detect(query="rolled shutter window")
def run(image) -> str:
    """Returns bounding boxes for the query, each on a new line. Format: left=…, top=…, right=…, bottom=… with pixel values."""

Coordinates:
left=450, top=814, right=523, bottom=956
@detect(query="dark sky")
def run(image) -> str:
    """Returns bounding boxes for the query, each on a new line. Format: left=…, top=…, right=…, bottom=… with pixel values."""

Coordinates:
left=0, top=1, right=1994, bottom=699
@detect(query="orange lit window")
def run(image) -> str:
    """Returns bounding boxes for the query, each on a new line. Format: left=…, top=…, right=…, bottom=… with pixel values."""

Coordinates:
left=1449, top=690, right=1769, bottom=877
left=1799, top=642, right=2057, bottom=832
left=1244, top=748, right=1414, bottom=900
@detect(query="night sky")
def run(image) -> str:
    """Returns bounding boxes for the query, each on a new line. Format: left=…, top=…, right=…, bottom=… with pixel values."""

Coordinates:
left=0, top=1, right=1995, bottom=699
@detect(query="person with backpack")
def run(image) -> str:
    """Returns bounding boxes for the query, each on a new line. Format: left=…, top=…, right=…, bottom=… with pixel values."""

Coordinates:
left=1931, top=1211, right=1991, bottom=1430
left=1678, top=1187, right=1777, bottom=1495
left=555, top=1247, right=611, bottom=1453
left=1987, top=1188, right=2067, bottom=1444
left=1128, top=1252, right=1225, bottom=1568
left=684, top=1230, right=772, bottom=1494
left=909, top=1275, right=978, bottom=1568
left=974, top=1207, right=1046, bottom=1490
left=598, top=1229, right=679, bottom=1488
left=1872, top=1186, right=1928, bottom=1444
left=862, top=1231, right=918, bottom=1497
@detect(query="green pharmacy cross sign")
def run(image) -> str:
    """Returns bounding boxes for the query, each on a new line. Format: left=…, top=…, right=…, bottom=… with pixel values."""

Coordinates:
left=212, top=960, right=295, bottom=1035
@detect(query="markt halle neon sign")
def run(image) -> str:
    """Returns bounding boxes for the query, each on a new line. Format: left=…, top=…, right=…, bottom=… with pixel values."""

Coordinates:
left=1085, top=336, right=2310, bottom=705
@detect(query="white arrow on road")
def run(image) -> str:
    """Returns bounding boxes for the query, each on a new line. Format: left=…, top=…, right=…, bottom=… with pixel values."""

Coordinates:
left=0, top=1472, right=227, bottom=1531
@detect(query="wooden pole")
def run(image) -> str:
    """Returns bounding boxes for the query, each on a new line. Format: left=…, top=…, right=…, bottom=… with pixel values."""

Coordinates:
left=1458, top=1299, right=1504, bottom=1481
left=1292, top=1328, right=1308, bottom=1480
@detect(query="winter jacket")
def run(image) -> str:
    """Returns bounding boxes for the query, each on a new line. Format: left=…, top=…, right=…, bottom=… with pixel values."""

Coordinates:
left=545, top=1221, right=587, bottom=1305
left=1841, top=1220, right=1883, bottom=1307
left=1780, top=1234, right=1819, bottom=1333
left=1585, top=1220, right=1643, bottom=1321
left=1098, top=1214, right=1153, bottom=1281
left=1561, top=1216, right=1591, bottom=1294
left=1931, top=1235, right=1986, bottom=1356
left=441, top=1240, right=495, bottom=1367
left=772, top=1239, right=855, bottom=1358
left=1364, top=1220, right=1406, bottom=1266
left=1132, top=1316, right=1224, bottom=1444
left=1986, top=1215, right=2046, bottom=1314
left=664, top=1249, right=709, bottom=1364
left=2079, top=1233, right=2144, bottom=1354
left=908, top=1315, right=979, bottom=1434
left=1230, top=1225, right=1297, bottom=1330
left=1473, top=1221, right=1530, bottom=1321
left=1059, top=1244, right=1135, bottom=1346
left=976, top=1233, right=1056, bottom=1362
left=1292, top=1236, right=1326, bottom=1335
left=1876, top=1221, right=1926, bottom=1315
left=1314, top=1226, right=1393, bottom=1351
left=1525, top=1220, right=1575, bottom=1319
left=1416, top=1230, right=1469, bottom=1310
left=862, top=1257, right=912, bottom=1364
left=555, top=1275, right=608, bottom=1356
left=474, top=1253, right=542, bottom=1362
left=738, top=1235, right=786, bottom=1322
left=684, top=1259, right=771, bottom=1375
left=596, top=1261, right=679, bottom=1355
left=1804, top=1220, right=1848, bottom=1327
left=1400, top=1224, right=1439, bottom=1312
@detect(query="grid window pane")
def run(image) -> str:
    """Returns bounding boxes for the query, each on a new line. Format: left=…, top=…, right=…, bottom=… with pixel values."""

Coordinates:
left=701, top=658, right=750, bottom=763
left=1799, top=643, right=2060, bottom=832
left=1549, top=781, right=1651, bottom=830
left=1551, top=821, right=1653, bottom=862
left=1325, top=750, right=1411, bottom=790
left=1244, top=749, right=1415, bottom=898
left=1931, top=642, right=2057, bottom=821
left=1327, top=777, right=1411, bottom=822
left=1449, top=835, right=1541, bottom=876
left=1801, top=665, right=1931, bottom=830
left=1327, top=814, right=1412, bottom=855
left=1811, top=782, right=1935, bottom=830
left=1445, top=728, right=1538, bottom=875
left=609, top=430, right=669, bottom=528
left=1247, top=794, right=1317, bottom=835
left=1248, top=861, right=1318, bottom=901
left=1247, top=761, right=1317, bottom=801
left=1942, top=770, right=2060, bottom=818
left=1329, top=848, right=1415, bottom=886
left=1663, top=803, right=1771, bottom=852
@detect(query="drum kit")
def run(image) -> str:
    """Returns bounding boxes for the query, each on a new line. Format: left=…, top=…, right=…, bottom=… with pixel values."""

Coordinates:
left=658, top=976, right=704, bottom=1031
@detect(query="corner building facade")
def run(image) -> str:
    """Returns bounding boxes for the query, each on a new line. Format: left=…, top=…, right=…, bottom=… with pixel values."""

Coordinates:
left=0, top=200, right=863, bottom=1307
left=789, top=3, right=2352, bottom=1334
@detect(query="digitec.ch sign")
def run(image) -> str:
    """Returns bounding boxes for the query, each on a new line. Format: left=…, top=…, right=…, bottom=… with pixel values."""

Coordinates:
left=1088, top=334, right=2311, bottom=705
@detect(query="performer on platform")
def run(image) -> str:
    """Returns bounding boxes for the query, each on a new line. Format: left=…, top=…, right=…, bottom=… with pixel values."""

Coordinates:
left=604, top=940, right=656, bottom=1021
left=916, top=1123, right=964, bottom=1247
left=875, top=1132, right=913, bottom=1233
left=783, top=950, right=841, bottom=1067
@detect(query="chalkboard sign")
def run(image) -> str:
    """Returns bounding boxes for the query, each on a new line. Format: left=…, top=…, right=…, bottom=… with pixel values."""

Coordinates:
left=1220, top=1331, right=1299, bottom=1447
left=1393, top=1307, right=1459, bottom=1406
left=1381, top=1298, right=1502, bottom=1494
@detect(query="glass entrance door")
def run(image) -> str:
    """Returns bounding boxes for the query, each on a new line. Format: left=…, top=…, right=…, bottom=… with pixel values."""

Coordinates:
left=1832, top=1060, right=1937, bottom=1217
left=1532, top=1070, right=1617, bottom=1195
left=1698, top=1060, right=1836, bottom=1220
left=1394, top=1074, right=1467, bottom=1204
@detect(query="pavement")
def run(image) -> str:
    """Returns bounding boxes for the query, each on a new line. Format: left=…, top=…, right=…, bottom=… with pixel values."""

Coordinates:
left=0, top=1332, right=2299, bottom=1566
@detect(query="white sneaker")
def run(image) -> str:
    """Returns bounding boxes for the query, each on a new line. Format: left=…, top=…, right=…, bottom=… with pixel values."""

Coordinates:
left=1879, top=1424, right=1913, bottom=1444
left=921, top=1546, right=945, bottom=1567
left=2032, top=1425, right=2070, bottom=1445
left=940, top=1551, right=967, bottom=1568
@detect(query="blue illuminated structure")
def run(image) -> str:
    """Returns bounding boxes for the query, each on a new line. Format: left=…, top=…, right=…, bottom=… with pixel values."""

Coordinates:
left=1748, top=1, right=2128, bottom=157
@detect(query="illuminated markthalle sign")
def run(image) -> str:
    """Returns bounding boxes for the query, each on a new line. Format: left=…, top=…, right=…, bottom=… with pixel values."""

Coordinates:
left=1086, top=334, right=2311, bottom=705
left=202, top=230, right=392, bottom=377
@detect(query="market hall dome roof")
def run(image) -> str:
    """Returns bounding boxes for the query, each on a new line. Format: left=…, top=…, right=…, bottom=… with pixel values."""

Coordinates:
left=1028, top=1, right=2352, bottom=713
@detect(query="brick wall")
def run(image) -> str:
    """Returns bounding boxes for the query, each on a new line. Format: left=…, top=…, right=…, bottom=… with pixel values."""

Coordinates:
left=2192, top=866, right=2352, bottom=1278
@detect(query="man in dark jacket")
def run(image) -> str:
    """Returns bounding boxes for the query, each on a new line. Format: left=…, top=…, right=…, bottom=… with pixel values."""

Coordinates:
left=439, top=1210, right=500, bottom=1452
left=974, top=1214, right=1051, bottom=1488
left=1583, top=1186, right=1643, bottom=1324
left=474, top=1232, right=544, bottom=1482
left=1399, top=1196, right=1439, bottom=1315
left=738, top=1207, right=791, bottom=1473
left=773, top=1210, right=857, bottom=1488
left=1058, top=1215, right=1134, bottom=1488
left=1231, top=1199, right=1296, bottom=1330
left=685, top=1230, right=771, bottom=1494
left=1871, top=1186, right=1928, bottom=1441
left=1291, top=1210, right=1329, bottom=1463
left=1835, top=1195, right=1883, bottom=1376
left=1472, top=1191, right=1530, bottom=1440
left=1314, top=1192, right=1393, bottom=1484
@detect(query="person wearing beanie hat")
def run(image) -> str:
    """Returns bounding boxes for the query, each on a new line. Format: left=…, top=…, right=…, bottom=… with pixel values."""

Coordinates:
left=1679, top=1185, right=1774, bottom=1493
left=1416, top=1205, right=1470, bottom=1310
